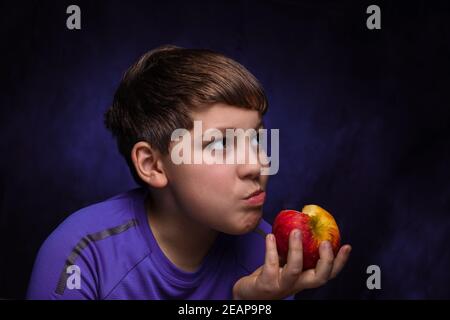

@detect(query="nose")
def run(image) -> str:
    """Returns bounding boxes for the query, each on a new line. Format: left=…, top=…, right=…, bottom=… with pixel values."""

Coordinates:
left=236, top=136, right=267, bottom=180
left=237, top=160, right=261, bottom=180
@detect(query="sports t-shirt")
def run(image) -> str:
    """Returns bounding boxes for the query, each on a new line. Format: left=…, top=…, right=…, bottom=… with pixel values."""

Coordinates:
left=27, top=187, right=294, bottom=300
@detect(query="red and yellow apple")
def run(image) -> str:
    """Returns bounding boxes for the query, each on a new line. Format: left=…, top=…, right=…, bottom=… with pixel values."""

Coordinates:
left=272, top=205, right=341, bottom=270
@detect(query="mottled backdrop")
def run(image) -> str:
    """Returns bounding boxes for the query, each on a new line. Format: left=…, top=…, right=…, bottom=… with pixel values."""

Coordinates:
left=0, top=0, right=449, bottom=299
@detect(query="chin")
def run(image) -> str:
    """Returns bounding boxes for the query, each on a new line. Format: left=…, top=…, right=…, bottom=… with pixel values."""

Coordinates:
left=233, top=212, right=262, bottom=235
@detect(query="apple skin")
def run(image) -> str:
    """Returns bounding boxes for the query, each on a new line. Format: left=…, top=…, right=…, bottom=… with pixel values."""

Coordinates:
left=272, top=205, right=341, bottom=270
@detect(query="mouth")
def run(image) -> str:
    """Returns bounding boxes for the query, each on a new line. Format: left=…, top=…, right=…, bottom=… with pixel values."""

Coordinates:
left=243, top=189, right=266, bottom=206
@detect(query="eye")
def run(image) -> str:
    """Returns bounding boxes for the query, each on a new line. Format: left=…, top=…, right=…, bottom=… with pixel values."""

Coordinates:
left=207, top=137, right=227, bottom=151
left=250, top=133, right=259, bottom=147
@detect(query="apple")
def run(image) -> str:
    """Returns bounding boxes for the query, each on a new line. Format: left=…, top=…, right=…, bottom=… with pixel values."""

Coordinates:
left=272, top=205, right=341, bottom=270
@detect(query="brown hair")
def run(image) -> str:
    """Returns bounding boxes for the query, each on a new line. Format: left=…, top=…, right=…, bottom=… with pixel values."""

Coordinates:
left=104, top=45, right=268, bottom=187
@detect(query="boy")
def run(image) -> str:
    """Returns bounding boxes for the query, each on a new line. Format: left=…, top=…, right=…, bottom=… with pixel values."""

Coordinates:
left=27, top=45, right=351, bottom=300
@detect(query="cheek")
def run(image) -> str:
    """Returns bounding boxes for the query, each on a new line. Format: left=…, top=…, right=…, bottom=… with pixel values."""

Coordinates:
left=166, top=163, right=263, bottom=234
left=170, top=164, right=236, bottom=205
left=189, top=164, right=233, bottom=186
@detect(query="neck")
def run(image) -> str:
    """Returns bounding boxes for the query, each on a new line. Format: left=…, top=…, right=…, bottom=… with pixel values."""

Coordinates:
left=144, top=190, right=218, bottom=272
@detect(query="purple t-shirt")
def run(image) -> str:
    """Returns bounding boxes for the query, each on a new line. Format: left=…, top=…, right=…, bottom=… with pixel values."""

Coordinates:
left=27, top=187, right=294, bottom=300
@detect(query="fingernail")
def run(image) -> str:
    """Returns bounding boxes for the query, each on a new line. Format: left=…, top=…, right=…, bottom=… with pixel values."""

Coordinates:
left=294, top=230, right=300, bottom=239
left=322, top=241, right=331, bottom=249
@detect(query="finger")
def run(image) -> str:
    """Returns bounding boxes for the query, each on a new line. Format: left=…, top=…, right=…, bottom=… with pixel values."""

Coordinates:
left=293, top=241, right=334, bottom=290
left=329, top=245, right=352, bottom=279
left=260, top=234, right=280, bottom=282
left=293, top=268, right=316, bottom=290
left=280, top=229, right=303, bottom=289
left=308, top=241, right=334, bottom=287
left=293, top=244, right=351, bottom=291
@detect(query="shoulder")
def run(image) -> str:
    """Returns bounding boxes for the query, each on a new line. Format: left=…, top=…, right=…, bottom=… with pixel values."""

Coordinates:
left=40, top=188, right=144, bottom=257
left=27, top=187, right=149, bottom=299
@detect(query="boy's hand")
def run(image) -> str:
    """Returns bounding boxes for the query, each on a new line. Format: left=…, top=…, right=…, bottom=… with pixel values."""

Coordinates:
left=232, top=230, right=352, bottom=300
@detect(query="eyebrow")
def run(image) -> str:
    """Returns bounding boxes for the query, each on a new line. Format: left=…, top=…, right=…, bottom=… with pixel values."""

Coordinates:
left=205, top=120, right=265, bottom=134
left=200, top=120, right=265, bottom=146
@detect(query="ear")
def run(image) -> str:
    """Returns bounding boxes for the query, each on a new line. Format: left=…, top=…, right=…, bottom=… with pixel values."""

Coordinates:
left=131, top=141, right=168, bottom=188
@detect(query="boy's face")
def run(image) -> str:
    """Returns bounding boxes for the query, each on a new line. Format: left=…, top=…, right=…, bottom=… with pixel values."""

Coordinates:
left=162, top=103, right=269, bottom=235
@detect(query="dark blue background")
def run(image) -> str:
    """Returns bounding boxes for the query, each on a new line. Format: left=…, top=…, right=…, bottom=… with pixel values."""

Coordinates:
left=1, top=0, right=449, bottom=299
